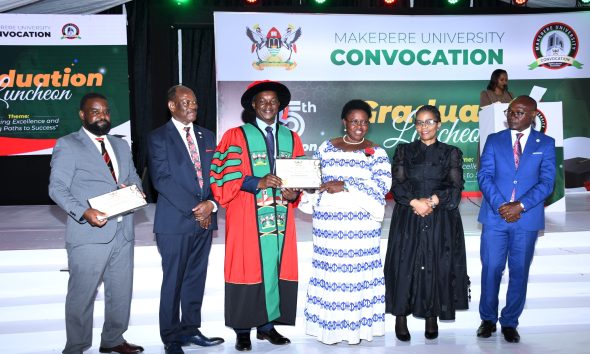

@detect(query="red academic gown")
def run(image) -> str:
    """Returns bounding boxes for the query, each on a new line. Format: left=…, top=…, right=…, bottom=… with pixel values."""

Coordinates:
left=211, top=123, right=304, bottom=328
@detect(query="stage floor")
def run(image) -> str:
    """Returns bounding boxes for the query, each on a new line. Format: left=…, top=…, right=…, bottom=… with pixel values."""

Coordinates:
left=0, top=193, right=589, bottom=354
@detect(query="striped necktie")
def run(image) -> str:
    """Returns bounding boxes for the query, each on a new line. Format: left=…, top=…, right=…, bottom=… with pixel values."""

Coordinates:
left=96, top=138, right=117, bottom=183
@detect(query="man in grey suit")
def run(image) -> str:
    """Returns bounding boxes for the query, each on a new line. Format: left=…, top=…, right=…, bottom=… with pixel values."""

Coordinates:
left=49, top=93, right=145, bottom=354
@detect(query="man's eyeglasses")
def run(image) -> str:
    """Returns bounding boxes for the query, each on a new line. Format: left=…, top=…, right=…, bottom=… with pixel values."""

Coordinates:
left=414, top=119, right=438, bottom=127
left=346, top=120, right=370, bottom=127
left=179, top=100, right=197, bottom=107
left=504, top=109, right=527, bottom=118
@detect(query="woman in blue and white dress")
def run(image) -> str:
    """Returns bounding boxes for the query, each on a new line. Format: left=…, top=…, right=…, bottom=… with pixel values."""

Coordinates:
left=302, top=99, right=392, bottom=345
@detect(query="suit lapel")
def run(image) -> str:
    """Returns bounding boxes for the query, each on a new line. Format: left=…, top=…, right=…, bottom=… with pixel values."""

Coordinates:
left=498, top=130, right=517, bottom=173
left=518, top=129, right=539, bottom=171
left=167, top=120, right=193, bottom=167
left=76, top=128, right=115, bottom=183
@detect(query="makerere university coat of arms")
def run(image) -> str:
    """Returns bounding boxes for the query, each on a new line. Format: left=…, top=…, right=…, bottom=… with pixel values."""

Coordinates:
left=246, top=24, right=302, bottom=70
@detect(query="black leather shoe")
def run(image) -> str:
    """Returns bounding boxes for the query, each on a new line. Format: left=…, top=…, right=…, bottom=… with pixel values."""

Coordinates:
left=256, top=328, right=291, bottom=345
left=501, top=326, right=520, bottom=343
left=424, top=317, right=438, bottom=340
left=395, top=315, right=411, bottom=342
left=164, top=342, right=184, bottom=354
left=476, top=320, right=497, bottom=338
left=235, top=333, right=252, bottom=351
left=99, top=341, right=144, bottom=354
left=180, top=330, right=224, bottom=347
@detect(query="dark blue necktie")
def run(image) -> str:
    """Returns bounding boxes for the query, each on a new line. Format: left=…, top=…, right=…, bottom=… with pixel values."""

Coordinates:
left=265, top=126, right=275, bottom=173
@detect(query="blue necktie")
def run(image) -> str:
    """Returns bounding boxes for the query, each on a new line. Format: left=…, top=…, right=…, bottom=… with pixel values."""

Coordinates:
left=265, top=126, right=275, bottom=173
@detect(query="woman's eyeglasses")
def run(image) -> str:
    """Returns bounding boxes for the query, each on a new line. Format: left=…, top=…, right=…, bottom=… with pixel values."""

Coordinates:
left=346, top=120, right=369, bottom=126
left=414, top=119, right=438, bottom=127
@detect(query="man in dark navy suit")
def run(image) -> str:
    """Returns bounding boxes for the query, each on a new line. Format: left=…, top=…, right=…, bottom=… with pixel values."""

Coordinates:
left=476, top=95, right=556, bottom=343
left=148, top=85, right=224, bottom=354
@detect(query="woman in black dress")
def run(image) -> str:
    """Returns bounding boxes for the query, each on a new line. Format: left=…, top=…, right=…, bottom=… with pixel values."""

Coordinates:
left=384, top=105, right=469, bottom=341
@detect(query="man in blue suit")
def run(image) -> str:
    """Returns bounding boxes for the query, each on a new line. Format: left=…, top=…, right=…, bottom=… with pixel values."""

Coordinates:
left=148, top=85, right=224, bottom=354
left=49, top=93, right=144, bottom=354
left=476, top=95, right=556, bottom=343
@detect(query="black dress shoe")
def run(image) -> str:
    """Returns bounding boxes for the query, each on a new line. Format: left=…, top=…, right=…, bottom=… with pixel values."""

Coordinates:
left=424, top=317, right=438, bottom=340
left=99, top=341, right=144, bottom=354
left=501, top=326, right=520, bottom=343
left=235, top=333, right=252, bottom=351
left=181, top=330, right=224, bottom=347
left=395, top=315, right=411, bottom=342
left=256, top=328, right=291, bottom=345
left=164, top=342, right=184, bottom=354
left=476, top=320, right=497, bottom=338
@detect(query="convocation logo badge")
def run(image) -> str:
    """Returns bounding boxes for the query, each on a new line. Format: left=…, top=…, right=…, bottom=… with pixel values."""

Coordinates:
left=61, top=23, right=81, bottom=40
left=529, top=22, right=583, bottom=70
left=245, top=24, right=302, bottom=70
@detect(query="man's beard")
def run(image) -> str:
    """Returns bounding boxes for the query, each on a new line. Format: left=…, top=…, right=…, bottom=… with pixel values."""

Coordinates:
left=84, top=120, right=111, bottom=136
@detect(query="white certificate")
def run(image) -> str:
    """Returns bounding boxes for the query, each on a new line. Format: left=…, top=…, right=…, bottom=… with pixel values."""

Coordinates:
left=88, top=185, right=147, bottom=220
left=275, top=158, right=321, bottom=189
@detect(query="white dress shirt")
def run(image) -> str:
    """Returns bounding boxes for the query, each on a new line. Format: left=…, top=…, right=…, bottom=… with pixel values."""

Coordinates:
left=511, top=126, right=532, bottom=153
left=171, top=117, right=199, bottom=155
left=256, top=117, right=277, bottom=159
left=170, top=118, right=217, bottom=212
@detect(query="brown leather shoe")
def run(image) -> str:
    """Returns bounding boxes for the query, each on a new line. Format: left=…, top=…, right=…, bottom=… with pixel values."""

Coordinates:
left=99, top=341, right=144, bottom=354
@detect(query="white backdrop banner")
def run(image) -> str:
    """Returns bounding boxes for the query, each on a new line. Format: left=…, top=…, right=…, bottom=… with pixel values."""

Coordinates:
left=214, top=11, right=590, bottom=81
left=214, top=11, right=590, bottom=197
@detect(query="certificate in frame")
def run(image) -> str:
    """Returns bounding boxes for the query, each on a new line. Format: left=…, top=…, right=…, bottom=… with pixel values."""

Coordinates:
left=275, top=158, right=321, bottom=189
left=88, top=184, right=147, bottom=220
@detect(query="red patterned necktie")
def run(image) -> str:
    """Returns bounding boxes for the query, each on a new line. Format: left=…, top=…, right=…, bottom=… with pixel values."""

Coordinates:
left=511, top=133, right=523, bottom=201
left=96, top=138, right=117, bottom=183
left=184, top=127, right=203, bottom=188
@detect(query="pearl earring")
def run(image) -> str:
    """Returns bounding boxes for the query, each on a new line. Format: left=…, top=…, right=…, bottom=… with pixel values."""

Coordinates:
left=344, top=128, right=347, bottom=132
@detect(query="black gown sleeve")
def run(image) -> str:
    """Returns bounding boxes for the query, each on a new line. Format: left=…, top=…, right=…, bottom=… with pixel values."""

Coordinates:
left=390, top=144, right=415, bottom=206
left=433, top=146, right=464, bottom=210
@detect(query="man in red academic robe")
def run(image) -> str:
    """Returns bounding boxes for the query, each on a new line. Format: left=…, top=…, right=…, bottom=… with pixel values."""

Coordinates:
left=211, top=81, right=304, bottom=351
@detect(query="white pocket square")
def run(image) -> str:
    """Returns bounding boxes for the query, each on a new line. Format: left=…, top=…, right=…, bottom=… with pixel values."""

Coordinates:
left=532, top=152, right=543, bottom=155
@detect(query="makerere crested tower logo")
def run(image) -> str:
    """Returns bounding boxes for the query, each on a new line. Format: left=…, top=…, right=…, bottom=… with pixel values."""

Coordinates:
left=245, top=24, right=302, bottom=70
left=529, top=22, right=583, bottom=70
